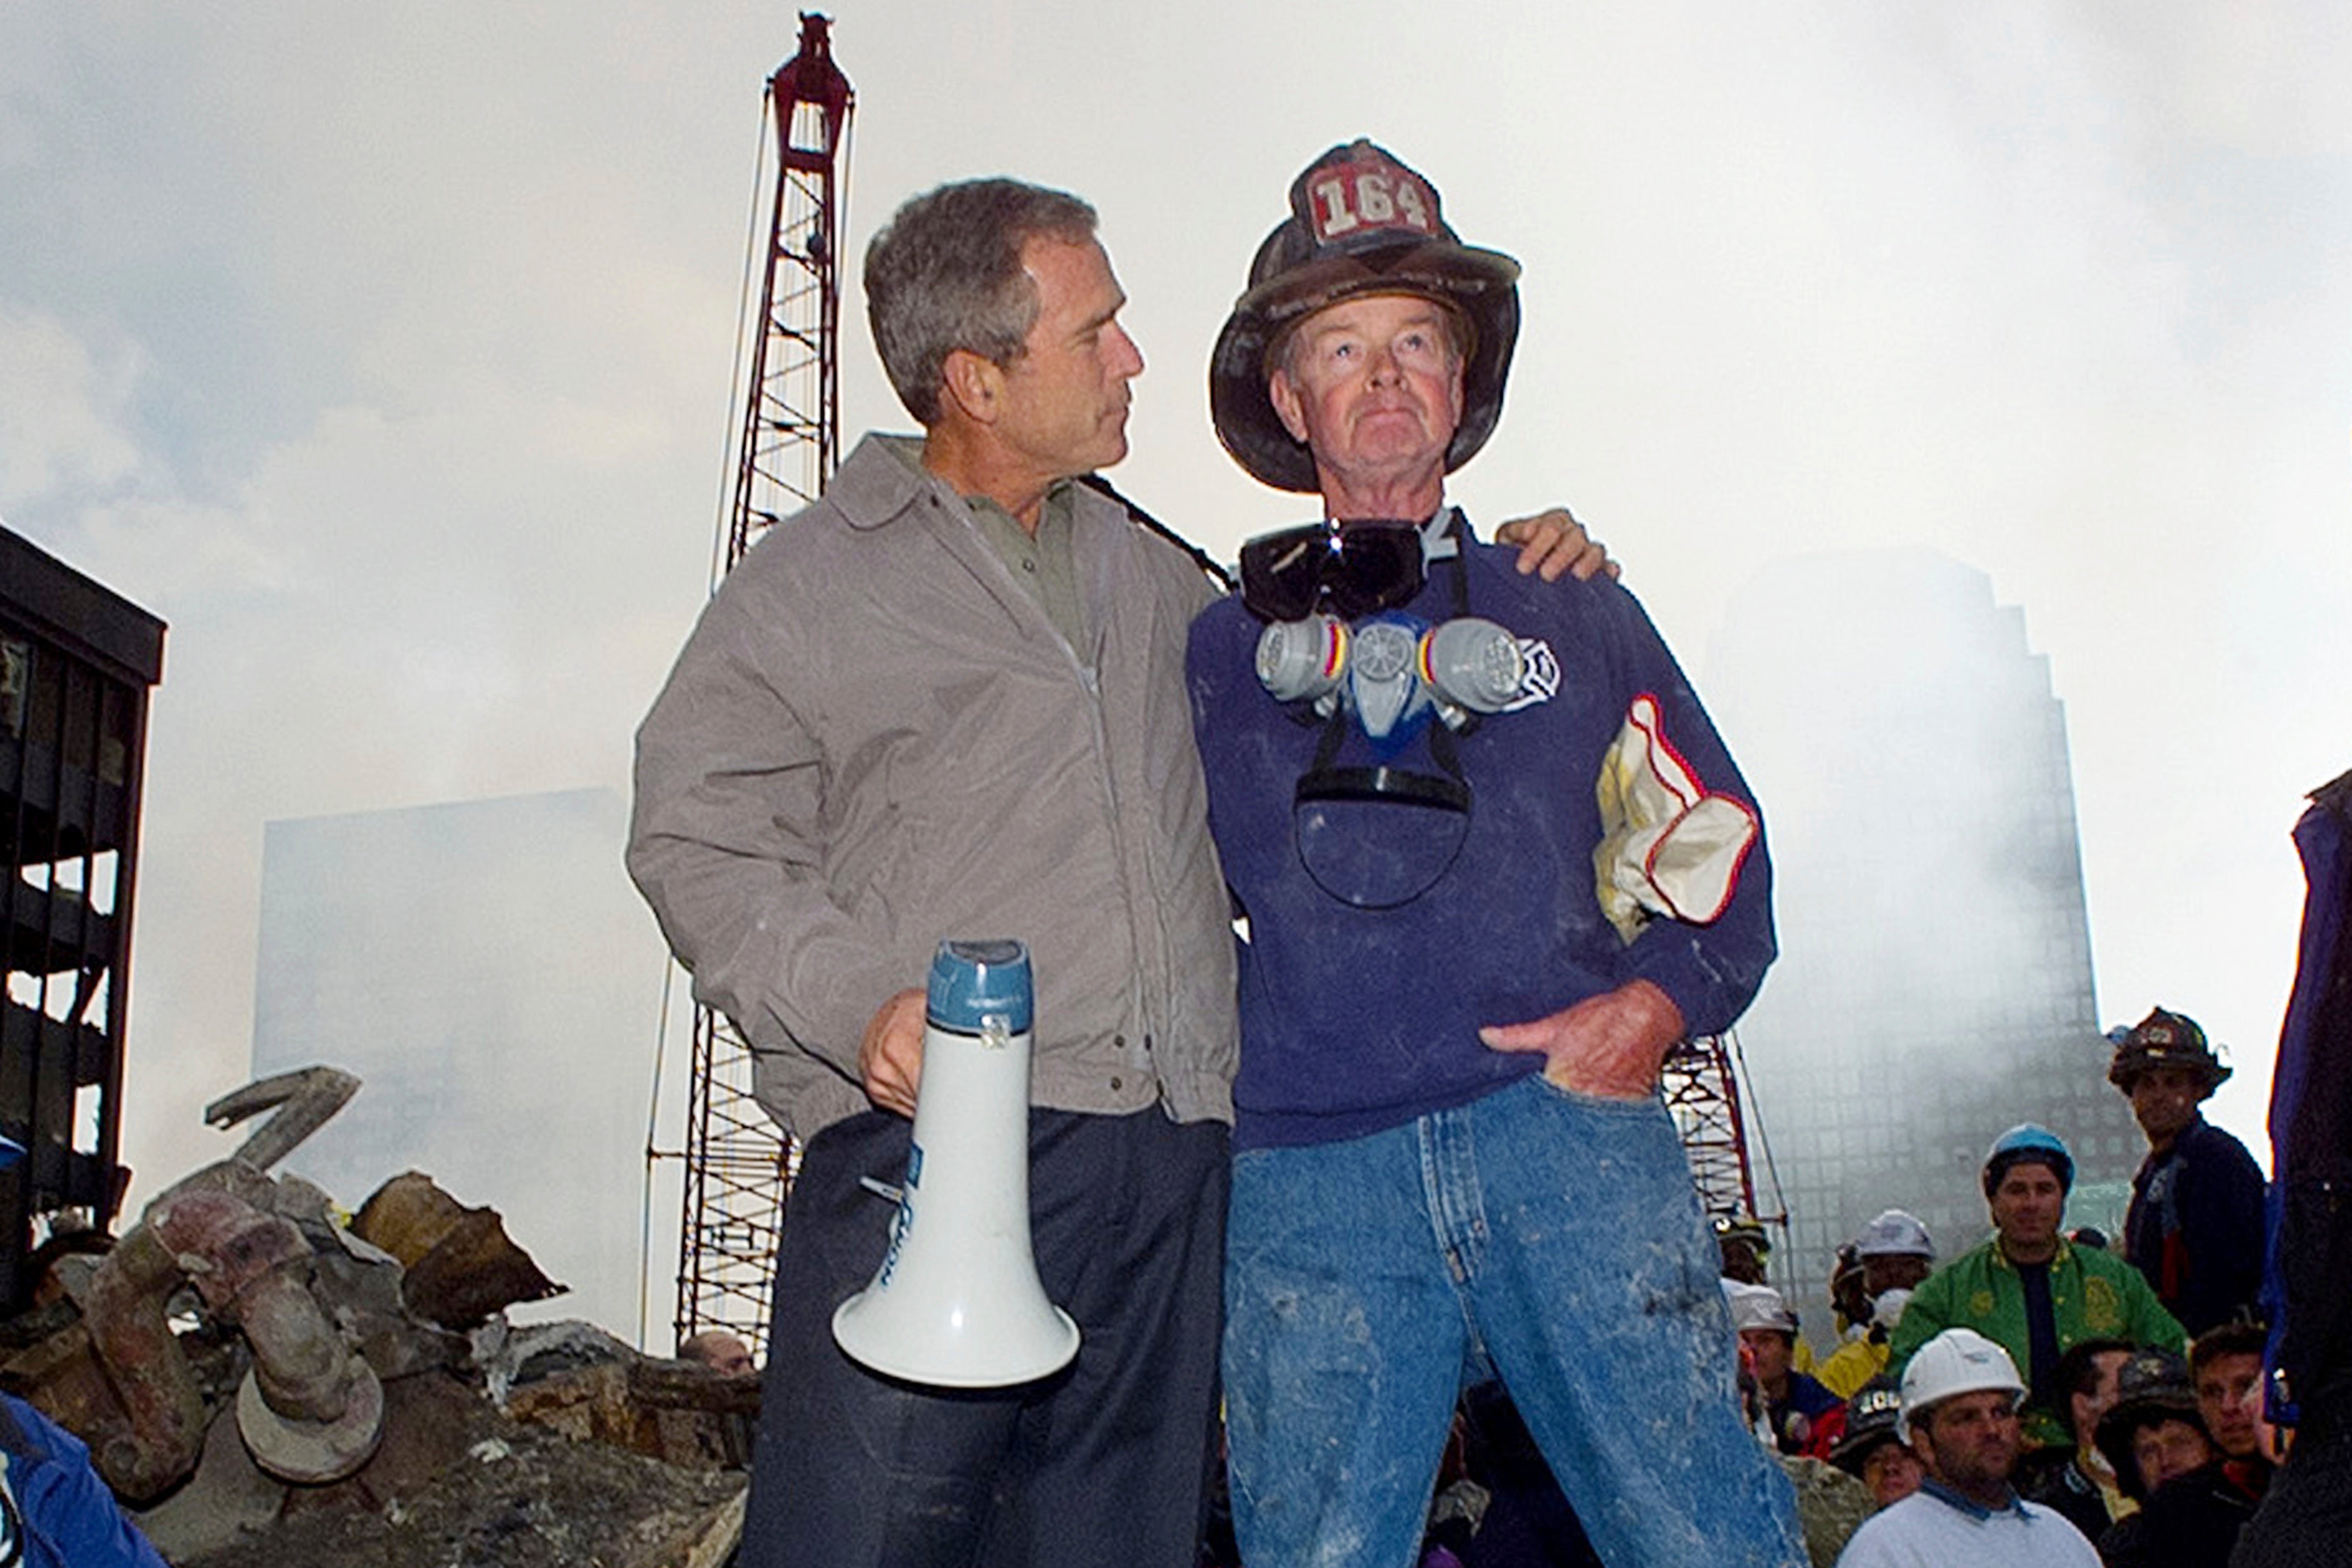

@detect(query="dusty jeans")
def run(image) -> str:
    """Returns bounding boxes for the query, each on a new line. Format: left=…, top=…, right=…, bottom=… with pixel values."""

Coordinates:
left=1222, top=1074, right=1807, bottom=1568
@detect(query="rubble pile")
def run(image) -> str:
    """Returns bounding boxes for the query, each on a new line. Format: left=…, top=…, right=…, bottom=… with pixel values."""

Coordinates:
left=0, top=1069, right=755, bottom=1567
left=167, top=1387, right=744, bottom=1568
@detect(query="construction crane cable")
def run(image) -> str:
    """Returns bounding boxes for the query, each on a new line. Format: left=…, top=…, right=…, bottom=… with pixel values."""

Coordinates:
left=711, top=85, right=778, bottom=592
left=636, top=960, right=681, bottom=1349
left=1729, top=1030, right=1791, bottom=1231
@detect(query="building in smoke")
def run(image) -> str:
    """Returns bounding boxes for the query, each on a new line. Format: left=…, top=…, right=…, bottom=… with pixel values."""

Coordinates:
left=249, top=787, right=672, bottom=1339
left=1704, top=548, right=2141, bottom=1347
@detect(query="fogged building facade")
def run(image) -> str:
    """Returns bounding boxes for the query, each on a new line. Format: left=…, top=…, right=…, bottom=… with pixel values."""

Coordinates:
left=1704, top=549, right=2141, bottom=1346
left=250, top=788, right=670, bottom=1339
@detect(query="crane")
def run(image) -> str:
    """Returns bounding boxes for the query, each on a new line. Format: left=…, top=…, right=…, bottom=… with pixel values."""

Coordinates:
left=659, top=20, right=1784, bottom=1346
left=670, top=13, right=853, bottom=1354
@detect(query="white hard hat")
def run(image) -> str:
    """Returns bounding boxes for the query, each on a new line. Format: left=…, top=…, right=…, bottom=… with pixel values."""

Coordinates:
left=1897, top=1328, right=2025, bottom=1441
left=1722, top=1280, right=1797, bottom=1335
left=1853, top=1209, right=1935, bottom=1259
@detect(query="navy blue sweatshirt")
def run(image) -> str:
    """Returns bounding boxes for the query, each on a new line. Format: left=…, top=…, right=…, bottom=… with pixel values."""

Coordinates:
left=1186, top=517, right=1775, bottom=1150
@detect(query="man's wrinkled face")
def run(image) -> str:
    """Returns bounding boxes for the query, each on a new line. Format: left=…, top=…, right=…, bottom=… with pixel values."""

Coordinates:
left=1989, top=1163, right=2066, bottom=1252
left=1268, top=292, right=1466, bottom=500
left=993, top=236, right=1143, bottom=480
left=1860, top=1440, right=1926, bottom=1509
left=2196, top=1352, right=2264, bottom=1459
left=2129, top=1065, right=2205, bottom=1147
left=2131, top=1416, right=2216, bottom=1494
left=2069, top=1348, right=2133, bottom=1449
left=1913, top=1389, right=2022, bottom=1492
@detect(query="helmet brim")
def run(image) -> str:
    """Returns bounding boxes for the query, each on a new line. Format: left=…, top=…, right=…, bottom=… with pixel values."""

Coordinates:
left=1827, top=1425, right=1902, bottom=1474
left=2108, top=1056, right=2232, bottom=1093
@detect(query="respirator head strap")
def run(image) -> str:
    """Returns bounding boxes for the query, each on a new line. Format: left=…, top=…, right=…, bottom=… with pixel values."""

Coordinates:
left=1290, top=706, right=1474, bottom=909
left=1294, top=764, right=1470, bottom=813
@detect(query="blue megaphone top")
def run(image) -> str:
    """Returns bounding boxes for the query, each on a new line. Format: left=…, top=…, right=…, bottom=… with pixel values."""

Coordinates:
left=927, top=939, right=1033, bottom=1035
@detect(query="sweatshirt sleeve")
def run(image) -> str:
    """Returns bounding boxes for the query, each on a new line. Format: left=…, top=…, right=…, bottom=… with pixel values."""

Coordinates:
left=1595, top=582, right=1776, bottom=1036
left=9, top=1395, right=171, bottom=1568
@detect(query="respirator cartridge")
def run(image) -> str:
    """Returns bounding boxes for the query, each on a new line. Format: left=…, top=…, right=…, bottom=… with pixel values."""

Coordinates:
left=1250, top=609, right=1529, bottom=909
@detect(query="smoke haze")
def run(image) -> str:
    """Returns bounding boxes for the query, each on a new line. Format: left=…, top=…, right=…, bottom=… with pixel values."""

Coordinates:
left=2, top=3, right=2343, bottom=1336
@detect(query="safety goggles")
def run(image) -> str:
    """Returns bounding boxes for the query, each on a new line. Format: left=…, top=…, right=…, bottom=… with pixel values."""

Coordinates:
left=1238, top=520, right=1425, bottom=623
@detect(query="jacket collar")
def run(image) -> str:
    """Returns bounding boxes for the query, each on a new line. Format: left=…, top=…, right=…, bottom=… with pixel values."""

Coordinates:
left=836, top=434, right=1094, bottom=536
left=1918, top=1476, right=2029, bottom=1521
left=830, top=434, right=953, bottom=529
left=1990, top=1234, right=2074, bottom=1273
left=831, top=434, right=1104, bottom=652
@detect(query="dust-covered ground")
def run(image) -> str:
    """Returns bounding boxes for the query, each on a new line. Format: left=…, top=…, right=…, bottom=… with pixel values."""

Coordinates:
left=178, top=1390, right=743, bottom=1568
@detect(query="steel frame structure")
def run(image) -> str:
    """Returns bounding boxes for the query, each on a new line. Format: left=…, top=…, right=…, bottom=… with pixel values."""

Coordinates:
left=675, top=13, right=853, bottom=1354
left=0, top=527, right=163, bottom=1311
left=666, top=18, right=1779, bottom=1342
left=1662, top=1031, right=1773, bottom=1227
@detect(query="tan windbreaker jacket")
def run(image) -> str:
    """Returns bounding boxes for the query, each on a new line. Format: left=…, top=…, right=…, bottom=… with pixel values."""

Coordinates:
left=628, top=434, right=1238, bottom=1140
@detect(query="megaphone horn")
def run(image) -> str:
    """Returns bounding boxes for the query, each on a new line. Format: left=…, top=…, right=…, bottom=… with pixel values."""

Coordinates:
left=831, top=939, right=1081, bottom=1388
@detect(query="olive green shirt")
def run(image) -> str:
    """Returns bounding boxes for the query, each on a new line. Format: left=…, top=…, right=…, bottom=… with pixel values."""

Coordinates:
left=884, top=436, right=1087, bottom=653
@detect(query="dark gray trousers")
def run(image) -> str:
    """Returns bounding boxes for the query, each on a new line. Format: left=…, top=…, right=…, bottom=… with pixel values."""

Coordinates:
left=739, top=1104, right=1228, bottom=1568
left=2233, top=1423, right=2352, bottom=1568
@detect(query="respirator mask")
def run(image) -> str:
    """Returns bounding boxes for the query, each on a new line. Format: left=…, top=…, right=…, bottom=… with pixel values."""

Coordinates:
left=1238, top=515, right=1533, bottom=908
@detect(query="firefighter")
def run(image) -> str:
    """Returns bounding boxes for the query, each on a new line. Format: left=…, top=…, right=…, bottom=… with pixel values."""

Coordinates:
left=2107, top=1008, right=2266, bottom=1336
left=1817, top=1211, right=1934, bottom=1399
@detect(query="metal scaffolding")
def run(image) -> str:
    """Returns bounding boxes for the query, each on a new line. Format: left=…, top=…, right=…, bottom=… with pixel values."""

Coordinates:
left=1662, top=1031, right=1777, bottom=1228
left=673, top=13, right=853, bottom=1355
left=0, top=527, right=163, bottom=1311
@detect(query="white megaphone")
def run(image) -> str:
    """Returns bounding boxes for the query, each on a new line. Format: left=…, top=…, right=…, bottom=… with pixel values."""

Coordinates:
left=831, top=939, right=1082, bottom=1387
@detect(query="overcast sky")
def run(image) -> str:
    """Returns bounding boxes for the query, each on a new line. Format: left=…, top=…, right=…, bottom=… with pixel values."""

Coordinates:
left=4, top=4, right=2345, bottom=1240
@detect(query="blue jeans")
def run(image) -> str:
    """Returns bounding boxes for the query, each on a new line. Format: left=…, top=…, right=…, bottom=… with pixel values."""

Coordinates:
left=1223, top=1075, right=1806, bottom=1568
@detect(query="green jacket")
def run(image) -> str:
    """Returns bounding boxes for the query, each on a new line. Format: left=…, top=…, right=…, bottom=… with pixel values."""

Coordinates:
left=1887, top=1235, right=2185, bottom=1447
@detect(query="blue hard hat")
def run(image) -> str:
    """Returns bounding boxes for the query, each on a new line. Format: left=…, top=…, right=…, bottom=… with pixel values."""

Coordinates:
left=0, top=1135, right=22, bottom=1169
left=1982, top=1123, right=2073, bottom=1196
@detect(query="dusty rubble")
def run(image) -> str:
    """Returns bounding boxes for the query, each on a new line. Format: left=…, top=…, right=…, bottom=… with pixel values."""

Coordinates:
left=0, top=1068, right=755, bottom=1568
left=165, top=1382, right=744, bottom=1568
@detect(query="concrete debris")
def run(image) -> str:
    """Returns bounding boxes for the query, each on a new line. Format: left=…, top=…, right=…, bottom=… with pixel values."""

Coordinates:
left=483, top=1319, right=757, bottom=1472
left=0, top=1068, right=755, bottom=1568
left=160, top=1375, right=746, bottom=1568
left=351, top=1171, right=566, bottom=1329
left=202, top=1067, right=362, bottom=1175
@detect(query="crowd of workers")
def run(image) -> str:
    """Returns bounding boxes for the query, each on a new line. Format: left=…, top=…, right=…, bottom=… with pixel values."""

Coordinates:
left=1292, top=1004, right=2285, bottom=1568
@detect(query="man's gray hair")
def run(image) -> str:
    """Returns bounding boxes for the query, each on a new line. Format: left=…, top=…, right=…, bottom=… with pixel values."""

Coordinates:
left=865, top=178, right=1099, bottom=426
